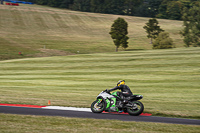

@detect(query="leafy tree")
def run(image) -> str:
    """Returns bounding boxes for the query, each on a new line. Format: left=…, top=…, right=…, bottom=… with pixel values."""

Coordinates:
left=181, top=1, right=200, bottom=47
left=48, top=0, right=63, bottom=7
left=143, top=18, right=164, bottom=44
left=72, top=0, right=83, bottom=11
left=157, top=0, right=175, bottom=19
left=60, top=0, right=74, bottom=8
left=81, top=0, right=90, bottom=12
left=123, top=0, right=143, bottom=16
left=36, top=0, right=48, bottom=5
left=103, top=0, right=124, bottom=14
left=166, top=1, right=183, bottom=20
left=136, top=3, right=150, bottom=17
left=146, top=0, right=163, bottom=17
left=73, top=0, right=91, bottom=11
left=21, top=0, right=198, bottom=21
left=109, top=17, right=129, bottom=52
left=90, top=0, right=103, bottom=13
left=157, top=0, right=192, bottom=19
left=153, top=32, right=174, bottom=49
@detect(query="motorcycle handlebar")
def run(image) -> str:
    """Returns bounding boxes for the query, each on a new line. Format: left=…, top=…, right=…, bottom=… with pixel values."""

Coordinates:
left=104, top=89, right=110, bottom=94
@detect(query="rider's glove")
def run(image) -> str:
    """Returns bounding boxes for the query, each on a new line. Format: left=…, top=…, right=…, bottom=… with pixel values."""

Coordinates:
left=107, top=89, right=111, bottom=93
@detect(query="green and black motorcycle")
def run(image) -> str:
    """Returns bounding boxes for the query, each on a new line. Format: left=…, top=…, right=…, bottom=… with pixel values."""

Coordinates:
left=91, top=89, right=144, bottom=116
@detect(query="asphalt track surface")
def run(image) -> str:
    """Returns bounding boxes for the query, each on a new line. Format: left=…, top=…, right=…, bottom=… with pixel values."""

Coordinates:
left=0, top=106, right=200, bottom=125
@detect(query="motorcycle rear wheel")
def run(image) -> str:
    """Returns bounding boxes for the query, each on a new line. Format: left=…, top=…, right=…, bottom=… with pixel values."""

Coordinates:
left=127, top=101, right=144, bottom=116
left=91, top=99, right=106, bottom=113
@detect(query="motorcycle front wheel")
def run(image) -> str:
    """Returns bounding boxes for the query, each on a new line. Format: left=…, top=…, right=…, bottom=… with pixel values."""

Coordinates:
left=127, top=101, right=144, bottom=116
left=91, top=99, right=106, bottom=113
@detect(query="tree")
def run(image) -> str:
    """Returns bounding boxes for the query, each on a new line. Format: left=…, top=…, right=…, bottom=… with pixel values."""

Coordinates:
left=146, top=0, right=163, bottom=17
left=90, top=0, right=104, bottom=13
left=48, top=0, right=63, bottom=7
left=123, top=0, right=143, bottom=16
left=181, top=1, right=200, bottom=47
left=103, top=0, right=124, bottom=14
left=72, top=0, right=86, bottom=11
left=166, top=1, right=183, bottom=20
left=60, top=0, right=74, bottom=8
left=157, top=0, right=176, bottom=19
left=143, top=18, right=164, bottom=44
left=153, top=32, right=174, bottom=49
left=36, top=0, right=48, bottom=5
left=109, top=17, right=129, bottom=52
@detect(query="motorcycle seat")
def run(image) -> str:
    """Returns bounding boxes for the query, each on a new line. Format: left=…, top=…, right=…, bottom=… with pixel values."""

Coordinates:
left=125, top=95, right=143, bottom=100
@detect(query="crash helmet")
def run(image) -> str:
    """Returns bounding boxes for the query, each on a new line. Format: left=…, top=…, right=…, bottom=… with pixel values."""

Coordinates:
left=117, top=80, right=125, bottom=86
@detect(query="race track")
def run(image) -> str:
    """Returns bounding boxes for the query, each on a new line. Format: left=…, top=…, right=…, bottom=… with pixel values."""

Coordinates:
left=0, top=105, right=199, bottom=125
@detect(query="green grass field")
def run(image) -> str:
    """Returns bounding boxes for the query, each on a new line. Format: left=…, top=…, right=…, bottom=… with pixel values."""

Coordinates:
left=0, top=3, right=200, bottom=132
left=0, top=47, right=199, bottom=119
left=0, top=114, right=199, bottom=133
left=0, top=4, right=184, bottom=60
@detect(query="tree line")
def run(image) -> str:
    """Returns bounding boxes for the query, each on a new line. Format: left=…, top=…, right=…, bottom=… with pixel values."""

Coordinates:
left=110, top=1, right=199, bottom=50
left=110, top=17, right=174, bottom=50
left=22, top=0, right=198, bottom=20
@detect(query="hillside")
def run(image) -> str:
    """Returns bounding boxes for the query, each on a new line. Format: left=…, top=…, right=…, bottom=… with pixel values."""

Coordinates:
left=0, top=4, right=184, bottom=60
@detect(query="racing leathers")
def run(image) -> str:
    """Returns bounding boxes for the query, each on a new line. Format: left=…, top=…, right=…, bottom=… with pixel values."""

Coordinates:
left=108, top=85, right=133, bottom=103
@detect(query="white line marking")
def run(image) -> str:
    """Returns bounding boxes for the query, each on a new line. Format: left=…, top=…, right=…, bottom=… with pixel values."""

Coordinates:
left=42, top=106, right=92, bottom=112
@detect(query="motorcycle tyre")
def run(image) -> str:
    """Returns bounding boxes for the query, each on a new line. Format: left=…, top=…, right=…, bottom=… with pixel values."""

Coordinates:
left=91, top=99, right=106, bottom=113
left=127, top=101, right=144, bottom=116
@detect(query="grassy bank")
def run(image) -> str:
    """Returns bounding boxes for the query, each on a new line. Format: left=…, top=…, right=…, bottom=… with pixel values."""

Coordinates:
left=0, top=4, right=184, bottom=60
left=0, top=114, right=199, bottom=133
left=0, top=47, right=199, bottom=119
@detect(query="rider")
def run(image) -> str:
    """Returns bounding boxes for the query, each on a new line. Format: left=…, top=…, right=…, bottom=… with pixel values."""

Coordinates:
left=108, top=80, right=133, bottom=104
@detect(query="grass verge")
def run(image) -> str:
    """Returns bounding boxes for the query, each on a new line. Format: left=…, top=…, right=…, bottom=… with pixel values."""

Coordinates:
left=0, top=113, right=199, bottom=133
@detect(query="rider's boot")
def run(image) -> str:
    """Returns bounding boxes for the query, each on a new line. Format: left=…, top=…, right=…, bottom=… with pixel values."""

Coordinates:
left=121, top=96, right=128, bottom=104
left=118, top=110, right=124, bottom=113
left=118, top=99, right=127, bottom=113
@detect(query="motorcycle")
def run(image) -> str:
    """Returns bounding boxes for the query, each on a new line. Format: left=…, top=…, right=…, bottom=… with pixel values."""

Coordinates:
left=91, top=89, right=144, bottom=116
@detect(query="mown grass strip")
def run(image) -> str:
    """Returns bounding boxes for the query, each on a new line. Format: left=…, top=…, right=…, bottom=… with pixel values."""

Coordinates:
left=0, top=48, right=200, bottom=118
left=0, top=113, right=200, bottom=133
